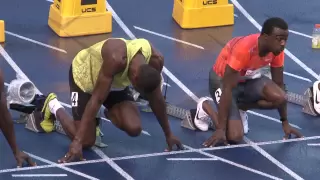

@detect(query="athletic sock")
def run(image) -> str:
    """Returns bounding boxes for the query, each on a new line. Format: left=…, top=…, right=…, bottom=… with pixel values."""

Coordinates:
left=48, top=98, right=64, bottom=116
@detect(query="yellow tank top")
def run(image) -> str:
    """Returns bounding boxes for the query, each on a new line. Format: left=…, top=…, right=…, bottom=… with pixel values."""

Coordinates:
left=72, top=38, right=152, bottom=93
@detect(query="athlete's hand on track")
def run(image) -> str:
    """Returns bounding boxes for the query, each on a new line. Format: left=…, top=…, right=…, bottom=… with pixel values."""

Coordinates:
left=203, top=129, right=228, bottom=147
left=14, top=151, right=37, bottom=168
left=165, top=134, right=184, bottom=151
left=58, top=139, right=86, bottom=163
left=282, top=121, right=303, bottom=139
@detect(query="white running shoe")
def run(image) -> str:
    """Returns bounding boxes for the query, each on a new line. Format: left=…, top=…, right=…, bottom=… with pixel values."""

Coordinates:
left=193, top=97, right=213, bottom=131
left=239, top=110, right=249, bottom=134
left=312, top=81, right=320, bottom=114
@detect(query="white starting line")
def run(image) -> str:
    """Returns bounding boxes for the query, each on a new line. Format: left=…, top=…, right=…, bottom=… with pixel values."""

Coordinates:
left=12, top=174, right=68, bottom=177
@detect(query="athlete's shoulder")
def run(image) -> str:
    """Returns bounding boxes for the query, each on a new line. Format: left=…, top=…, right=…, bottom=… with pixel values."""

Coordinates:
left=236, top=33, right=259, bottom=51
left=224, top=34, right=257, bottom=53
left=129, top=38, right=151, bottom=46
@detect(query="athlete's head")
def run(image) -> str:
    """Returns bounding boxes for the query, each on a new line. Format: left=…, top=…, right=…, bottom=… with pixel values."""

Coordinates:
left=135, top=64, right=161, bottom=93
left=260, top=17, right=289, bottom=55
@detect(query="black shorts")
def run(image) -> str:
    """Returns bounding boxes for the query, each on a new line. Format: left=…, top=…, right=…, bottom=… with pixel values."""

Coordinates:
left=209, top=68, right=272, bottom=120
left=69, top=65, right=134, bottom=120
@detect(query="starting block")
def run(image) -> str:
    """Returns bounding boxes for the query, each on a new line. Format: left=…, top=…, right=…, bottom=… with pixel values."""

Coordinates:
left=140, top=102, right=190, bottom=120
left=140, top=101, right=204, bottom=131
left=48, top=0, right=112, bottom=37
left=0, top=20, right=4, bottom=43
left=286, top=86, right=319, bottom=116
left=262, top=67, right=320, bottom=117
left=54, top=118, right=108, bottom=148
left=23, top=109, right=107, bottom=148
left=7, top=78, right=107, bottom=148
left=172, top=0, right=234, bottom=29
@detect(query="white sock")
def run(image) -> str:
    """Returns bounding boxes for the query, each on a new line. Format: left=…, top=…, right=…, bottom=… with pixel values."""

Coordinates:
left=48, top=98, right=64, bottom=116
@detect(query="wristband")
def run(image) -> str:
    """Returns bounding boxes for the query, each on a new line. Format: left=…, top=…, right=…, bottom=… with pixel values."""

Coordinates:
left=283, top=84, right=288, bottom=92
left=280, top=117, right=287, bottom=122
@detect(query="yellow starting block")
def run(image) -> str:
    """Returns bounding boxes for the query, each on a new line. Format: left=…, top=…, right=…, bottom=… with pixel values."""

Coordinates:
left=172, top=0, right=234, bottom=29
left=48, top=0, right=112, bottom=37
left=0, top=20, right=5, bottom=43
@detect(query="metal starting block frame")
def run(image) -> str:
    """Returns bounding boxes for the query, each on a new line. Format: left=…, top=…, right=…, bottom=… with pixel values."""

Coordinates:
left=10, top=103, right=107, bottom=148
left=140, top=102, right=199, bottom=131
left=263, top=67, right=319, bottom=116
left=140, top=89, right=319, bottom=131
left=286, top=88, right=319, bottom=116
left=54, top=119, right=107, bottom=148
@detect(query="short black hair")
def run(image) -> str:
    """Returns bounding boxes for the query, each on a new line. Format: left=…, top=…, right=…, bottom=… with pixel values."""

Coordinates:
left=136, top=64, right=161, bottom=93
left=261, top=17, right=288, bottom=35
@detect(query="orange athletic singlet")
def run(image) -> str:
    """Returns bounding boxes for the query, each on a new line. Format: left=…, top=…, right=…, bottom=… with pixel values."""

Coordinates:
left=213, top=34, right=284, bottom=78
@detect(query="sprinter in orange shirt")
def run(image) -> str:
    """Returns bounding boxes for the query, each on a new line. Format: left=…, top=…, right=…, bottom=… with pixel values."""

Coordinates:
left=202, top=17, right=303, bottom=147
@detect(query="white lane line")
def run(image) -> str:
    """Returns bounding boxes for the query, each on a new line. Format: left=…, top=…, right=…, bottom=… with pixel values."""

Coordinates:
left=289, top=30, right=312, bottom=39
left=307, top=143, right=320, bottom=146
left=247, top=111, right=301, bottom=129
left=244, top=137, right=304, bottom=180
left=284, top=71, right=311, bottom=82
left=183, top=145, right=282, bottom=180
left=26, top=152, right=99, bottom=180
left=133, top=26, right=204, bottom=50
left=5, top=31, right=67, bottom=53
left=12, top=174, right=68, bottom=177
left=167, top=158, right=216, bottom=161
left=91, top=147, right=135, bottom=180
left=1, top=135, right=319, bottom=174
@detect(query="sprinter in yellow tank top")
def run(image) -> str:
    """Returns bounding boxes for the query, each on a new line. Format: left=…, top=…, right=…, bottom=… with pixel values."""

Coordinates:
left=47, top=38, right=184, bottom=163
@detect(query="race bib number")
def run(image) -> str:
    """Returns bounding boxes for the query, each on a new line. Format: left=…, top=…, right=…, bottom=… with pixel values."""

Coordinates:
left=244, top=69, right=262, bottom=79
left=215, top=88, right=222, bottom=104
left=71, top=92, right=78, bottom=107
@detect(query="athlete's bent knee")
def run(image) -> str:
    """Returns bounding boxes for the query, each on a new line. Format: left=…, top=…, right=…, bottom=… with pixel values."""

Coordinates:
left=227, top=120, right=244, bottom=144
left=272, top=91, right=286, bottom=108
left=82, top=138, right=95, bottom=148
left=126, top=124, right=142, bottom=137
left=228, top=132, right=243, bottom=144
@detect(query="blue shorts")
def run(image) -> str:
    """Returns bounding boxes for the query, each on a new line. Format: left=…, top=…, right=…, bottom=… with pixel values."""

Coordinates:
left=209, top=68, right=272, bottom=120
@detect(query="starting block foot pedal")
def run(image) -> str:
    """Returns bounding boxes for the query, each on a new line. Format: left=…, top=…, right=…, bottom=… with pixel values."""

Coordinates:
left=181, top=110, right=197, bottom=131
left=55, top=118, right=107, bottom=148
left=180, top=109, right=215, bottom=131
left=141, top=102, right=190, bottom=120
left=10, top=103, right=36, bottom=114
left=25, top=111, right=45, bottom=133
left=55, top=120, right=66, bottom=135
left=301, top=88, right=319, bottom=116
left=286, top=87, right=319, bottom=116
left=15, top=113, right=28, bottom=124
left=166, top=103, right=190, bottom=120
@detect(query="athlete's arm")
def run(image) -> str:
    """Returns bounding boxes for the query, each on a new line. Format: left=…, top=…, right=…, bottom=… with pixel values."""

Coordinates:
left=145, top=81, right=173, bottom=136
left=202, top=101, right=219, bottom=127
left=216, top=46, right=248, bottom=130
left=0, top=70, right=19, bottom=155
left=0, top=70, right=36, bottom=167
left=216, top=65, right=240, bottom=130
left=270, top=52, right=287, bottom=121
left=149, top=43, right=164, bottom=70
left=74, top=45, right=125, bottom=143
left=144, top=46, right=172, bottom=136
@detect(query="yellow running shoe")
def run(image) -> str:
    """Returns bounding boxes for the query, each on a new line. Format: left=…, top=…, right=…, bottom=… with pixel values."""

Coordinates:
left=40, top=93, right=57, bottom=133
